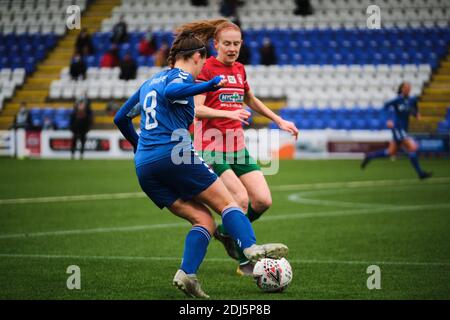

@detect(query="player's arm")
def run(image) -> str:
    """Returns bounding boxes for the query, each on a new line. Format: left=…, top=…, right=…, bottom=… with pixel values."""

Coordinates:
left=383, top=97, right=399, bottom=129
left=244, top=90, right=299, bottom=138
left=114, top=90, right=140, bottom=151
left=164, top=76, right=226, bottom=100
left=194, top=95, right=251, bottom=125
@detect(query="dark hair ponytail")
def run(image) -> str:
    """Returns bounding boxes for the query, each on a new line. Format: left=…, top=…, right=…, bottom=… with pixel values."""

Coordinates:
left=397, top=82, right=405, bottom=94
left=167, top=31, right=207, bottom=68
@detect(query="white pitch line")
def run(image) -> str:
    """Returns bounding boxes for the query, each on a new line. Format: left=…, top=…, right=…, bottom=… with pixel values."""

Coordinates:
left=260, top=202, right=450, bottom=222
left=0, top=253, right=449, bottom=267
left=0, top=192, right=145, bottom=205
left=270, top=177, right=450, bottom=192
left=1, top=177, right=449, bottom=206
left=1, top=202, right=449, bottom=240
left=286, top=181, right=450, bottom=208
left=287, top=194, right=381, bottom=209
left=0, top=221, right=188, bottom=239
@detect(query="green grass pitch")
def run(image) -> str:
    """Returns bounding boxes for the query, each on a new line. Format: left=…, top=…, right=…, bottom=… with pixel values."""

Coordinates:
left=0, top=157, right=449, bottom=299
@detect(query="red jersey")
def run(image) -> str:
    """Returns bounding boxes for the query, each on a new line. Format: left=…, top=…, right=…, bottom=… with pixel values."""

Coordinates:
left=194, top=56, right=250, bottom=152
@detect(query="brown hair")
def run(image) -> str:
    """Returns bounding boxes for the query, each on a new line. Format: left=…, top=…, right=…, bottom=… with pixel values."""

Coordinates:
left=174, top=19, right=241, bottom=44
left=167, top=31, right=207, bottom=68
left=397, top=81, right=412, bottom=96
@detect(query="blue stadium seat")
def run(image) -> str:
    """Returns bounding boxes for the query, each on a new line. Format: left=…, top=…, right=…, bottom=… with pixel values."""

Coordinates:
left=437, top=120, right=449, bottom=134
left=82, top=28, right=449, bottom=68
left=86, top=55, right=98, bottom=68
left=30, top=108, right=44, bottom=128
left=54, top=109, right=72, bottom=130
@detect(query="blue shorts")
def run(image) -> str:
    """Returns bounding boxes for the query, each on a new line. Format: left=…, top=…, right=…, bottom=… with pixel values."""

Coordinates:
left=136, top=150, right=218, bottom=209
left=392, top=128, right=410, bottom=144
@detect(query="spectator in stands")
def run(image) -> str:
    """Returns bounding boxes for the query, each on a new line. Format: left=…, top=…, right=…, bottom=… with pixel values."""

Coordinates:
left=154, top=41, right=170, bottom=67
left=70, top=98, right=93, bottom=160
left=237, top=35, right=250, bottom=65
left=138, top=27, right=157, bottom=56
left=230, top=14, right=250, bottom=64
left=75, top=28, right=95, bottom=56
left=259, top=37, right=277, bottom=65
left=119, top=54, right=137, bottom=80
left=219, top=0, right=243, bottom=18
left=111, top=16, right=128, bottom=44
left=76, top=92, right=91, bottom=110
left=70, top=53, right=87, bottom=80
left=42, top=116, right=55, bottom=130
left=294, top=0, right=313, bottom=16
left=191, top=0, right=208, bottom=6
left=13, top=102, right=31, bottom=130
left=106, top=100, right=120, bottom=116
left=100, top=45, right=120, bottom=68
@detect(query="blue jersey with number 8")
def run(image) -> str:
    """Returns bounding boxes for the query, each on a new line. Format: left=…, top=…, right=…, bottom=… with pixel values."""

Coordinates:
left=135, top=68, right=195, bottom=167
left=114, top=67, right=222, bottom=168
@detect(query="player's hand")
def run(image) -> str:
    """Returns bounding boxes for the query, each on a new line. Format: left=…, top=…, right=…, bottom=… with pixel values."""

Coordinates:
left=386, top=120, right=394, bottom=129
left=416, top=113, right=422, bottom=121
left=227, top=109, right=251, bottom=125
left=210, top=76, right=227, bottom=89
left=277, top=118, right=299, bottom=139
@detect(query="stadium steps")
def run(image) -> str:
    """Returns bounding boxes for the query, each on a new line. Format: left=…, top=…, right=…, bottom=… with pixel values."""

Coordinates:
left=412, top=48, right=450, bottom=133
left=0, top=0, right=121, bottom=130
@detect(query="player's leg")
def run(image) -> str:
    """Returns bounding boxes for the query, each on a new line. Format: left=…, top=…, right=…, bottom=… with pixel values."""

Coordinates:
left=402, top=138, right=432, bottom=179
left=219, top=169, right=249, bottom=211
left=195, top=178, right=288, bottom=262
left=361, top=140, right=397, bottom=169
left=70, top=132, right=78, bottom=159
left=168, top=199, right=215, bottom=298
left=361, top=144, right=391, bottom=169
left=169, top=198, right=216, bottom=234
left=136, top=162, right=213, bottom=298
left=79, top=132, right=87, bottom=160
left=230, top=170, right=272, bottom=275
left=212, top=169, right=248, bottom=260
left=214, top=150, right=271, bottom=274
left=239, top=170, right=272, bottom=222
left=388, top=141, right=398, bottom=156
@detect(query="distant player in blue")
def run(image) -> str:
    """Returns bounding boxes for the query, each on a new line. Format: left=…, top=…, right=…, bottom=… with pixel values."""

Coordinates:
left=113, top=31, right=288, bottom=298
left=361, top=82, right=432, bottom=180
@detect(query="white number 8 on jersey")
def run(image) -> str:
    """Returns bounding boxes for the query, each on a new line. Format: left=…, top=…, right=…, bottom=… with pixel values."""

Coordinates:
left=143, top=90, right=158, bottom=130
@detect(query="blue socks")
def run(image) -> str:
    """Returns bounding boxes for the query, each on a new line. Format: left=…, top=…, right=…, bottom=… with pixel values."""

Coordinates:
left=408, top=152, right=424, bottom=177
left=365, top=148, right=425, bottom=178
left=367, top=149, right=389, bottom=160
left=180, top=208, right=258, bottom=274
left=222, top=207, right=256, bottom=250
left=180, top=226, right=211, bottom=275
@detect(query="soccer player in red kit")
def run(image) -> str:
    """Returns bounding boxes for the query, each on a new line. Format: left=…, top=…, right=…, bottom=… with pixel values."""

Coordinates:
left=175, top=19, right=299, bottom=276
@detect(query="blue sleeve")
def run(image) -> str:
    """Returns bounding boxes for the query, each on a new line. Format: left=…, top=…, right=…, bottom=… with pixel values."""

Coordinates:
left=113, top=89, right=140, bottom=150
left=164, top=76, right=222, bottom=101
left=383, top=97, right=399, bottom=121
left=383, top=97, right=399, bottom=111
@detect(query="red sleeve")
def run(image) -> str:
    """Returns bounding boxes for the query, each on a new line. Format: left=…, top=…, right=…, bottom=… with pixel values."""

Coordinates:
left=197, top=65, right=211, bottom=83
left=242, top=66, right=250, bottom=93
left=196, top=65, right=211, bottom=96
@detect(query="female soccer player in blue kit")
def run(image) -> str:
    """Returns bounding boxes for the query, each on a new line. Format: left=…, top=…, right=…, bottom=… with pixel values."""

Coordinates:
left=114, top=31, right=288, bottom=298
left=361, top=82, right=432, bottom=180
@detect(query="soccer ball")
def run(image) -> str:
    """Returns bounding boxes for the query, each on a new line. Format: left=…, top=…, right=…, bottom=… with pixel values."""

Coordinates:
left=253, top=258, right=293, bottom=292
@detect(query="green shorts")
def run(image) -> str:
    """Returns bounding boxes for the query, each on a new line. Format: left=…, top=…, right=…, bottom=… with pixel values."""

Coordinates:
left=200, top=149, right=260, bottom=177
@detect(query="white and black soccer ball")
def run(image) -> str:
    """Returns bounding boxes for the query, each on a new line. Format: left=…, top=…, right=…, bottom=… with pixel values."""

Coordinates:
left=253, top=258, right=293, bottom=292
